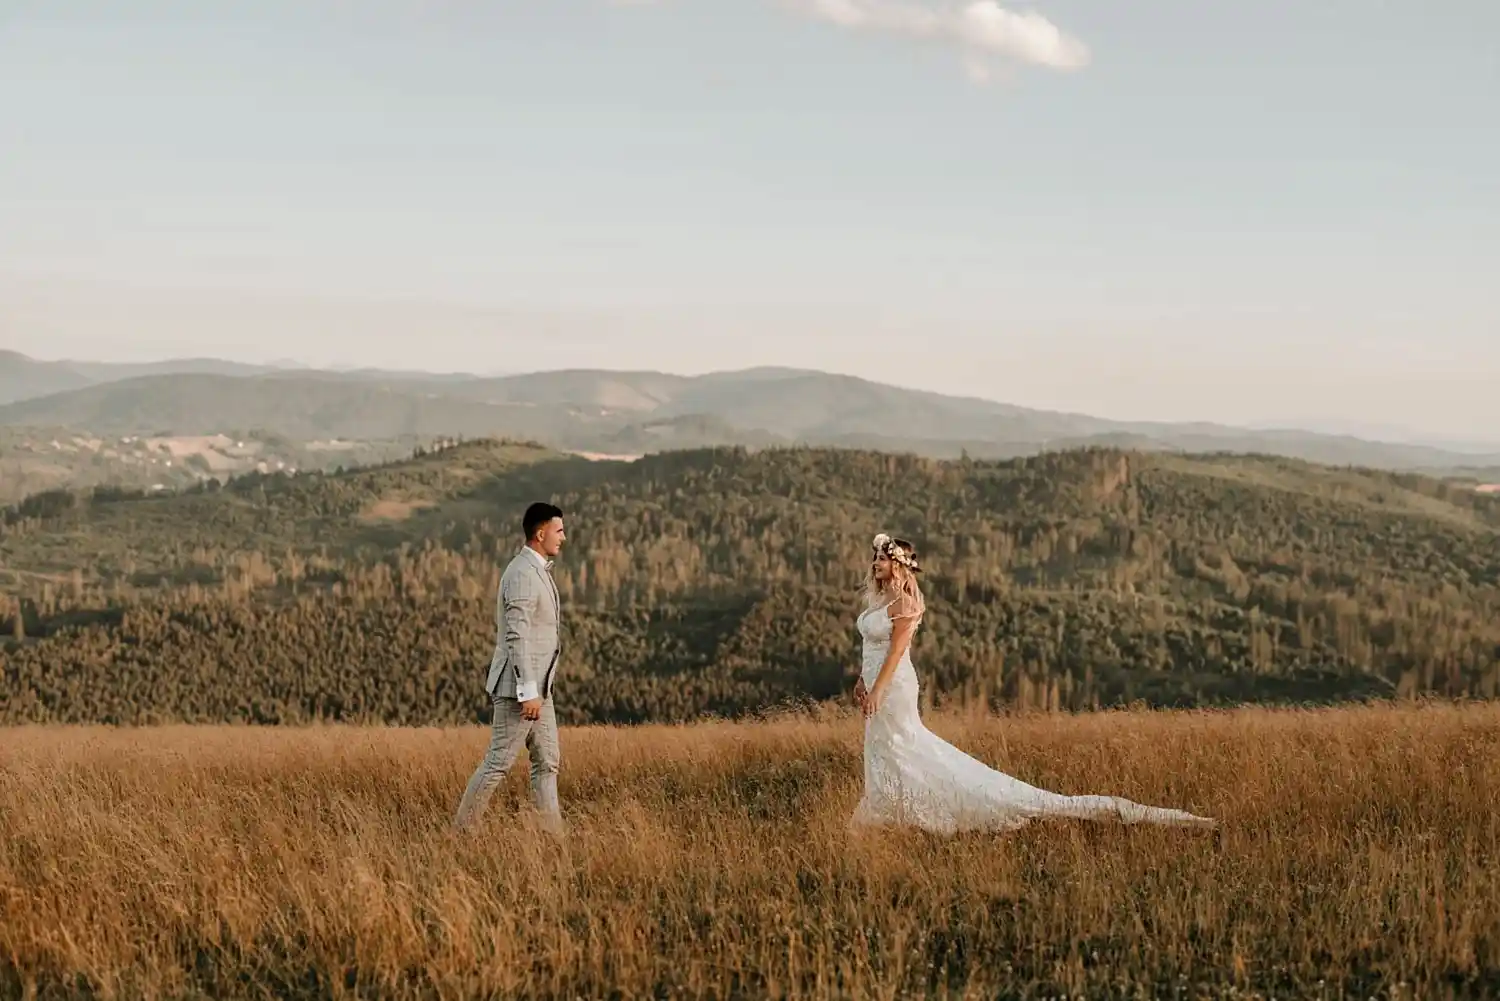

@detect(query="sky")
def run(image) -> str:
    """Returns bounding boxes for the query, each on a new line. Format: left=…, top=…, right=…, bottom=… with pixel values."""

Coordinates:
left=0, top=0, right=1496, bottom=443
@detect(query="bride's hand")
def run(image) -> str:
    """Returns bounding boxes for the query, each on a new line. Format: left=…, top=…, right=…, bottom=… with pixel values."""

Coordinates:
left=862, top=683, right=884, bottom=718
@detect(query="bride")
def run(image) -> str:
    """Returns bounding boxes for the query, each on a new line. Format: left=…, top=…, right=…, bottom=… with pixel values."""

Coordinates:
left=850, top=533, right=1215, bottom=834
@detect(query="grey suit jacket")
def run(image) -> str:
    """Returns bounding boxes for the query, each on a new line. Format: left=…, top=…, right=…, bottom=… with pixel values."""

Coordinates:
left=484, top=549, right=561, bottom=700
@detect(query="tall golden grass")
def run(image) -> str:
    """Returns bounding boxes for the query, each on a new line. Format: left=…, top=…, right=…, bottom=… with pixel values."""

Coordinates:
left=2, top=702, right=1498, bottom=999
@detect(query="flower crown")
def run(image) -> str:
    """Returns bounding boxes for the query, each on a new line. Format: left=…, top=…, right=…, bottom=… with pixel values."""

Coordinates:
left=872, top=533, right=921, bottom=573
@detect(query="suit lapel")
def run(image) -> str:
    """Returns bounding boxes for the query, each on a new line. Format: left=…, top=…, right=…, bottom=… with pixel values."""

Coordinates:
left=536, top=560, right=558, bottom=617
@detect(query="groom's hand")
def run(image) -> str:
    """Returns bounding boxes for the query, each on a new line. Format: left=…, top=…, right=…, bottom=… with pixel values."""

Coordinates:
left=853, top=677, right=867, bottom=708
left=519, top=698, right=542, bottom=721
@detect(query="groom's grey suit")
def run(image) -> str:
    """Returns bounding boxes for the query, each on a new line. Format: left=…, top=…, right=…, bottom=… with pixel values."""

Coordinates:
left=454, top=545, right=563, bottom=830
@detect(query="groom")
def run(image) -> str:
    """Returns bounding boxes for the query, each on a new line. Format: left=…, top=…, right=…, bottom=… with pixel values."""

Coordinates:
left=454, top=501, right=567, bottom=833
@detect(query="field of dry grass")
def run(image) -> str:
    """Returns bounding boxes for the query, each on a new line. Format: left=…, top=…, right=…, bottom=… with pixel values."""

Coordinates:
left=2, top=702, right=1498, bottom=999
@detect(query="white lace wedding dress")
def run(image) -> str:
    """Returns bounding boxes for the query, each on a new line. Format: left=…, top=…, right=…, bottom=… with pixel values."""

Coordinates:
left=850, top=600, right=1215, bottom=834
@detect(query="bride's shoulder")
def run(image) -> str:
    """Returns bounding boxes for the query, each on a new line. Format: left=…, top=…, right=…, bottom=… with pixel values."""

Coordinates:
left=886, top=591, right=922, bottom=622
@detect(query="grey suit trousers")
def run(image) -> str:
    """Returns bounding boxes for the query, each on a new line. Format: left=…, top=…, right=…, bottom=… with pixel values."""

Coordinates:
left=453, top=694, right=561, bottom=831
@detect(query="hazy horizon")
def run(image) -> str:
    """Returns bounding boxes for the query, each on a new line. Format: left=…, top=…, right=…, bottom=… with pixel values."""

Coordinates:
left=9, top=338, right=1499, bottom=453
left=2, top=1, right=1495, bottom=441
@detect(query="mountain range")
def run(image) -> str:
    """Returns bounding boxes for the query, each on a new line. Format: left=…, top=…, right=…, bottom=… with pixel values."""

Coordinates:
left=0, top=350, right=484, bottom=406
left=2, top=350, right=1497, bottom=475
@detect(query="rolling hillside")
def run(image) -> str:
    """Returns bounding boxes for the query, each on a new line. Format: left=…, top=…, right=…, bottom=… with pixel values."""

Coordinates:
left=0, top=350, right=489, bottom=407
left=0, top=350, right=288, bottom=406
left=2, top=356, right=1498, bottom=475
left=3, top=439, right=1498, bottom=726
left=0, top=425, right=427, bottom=505
left=0, top=350, right=97, bottom=405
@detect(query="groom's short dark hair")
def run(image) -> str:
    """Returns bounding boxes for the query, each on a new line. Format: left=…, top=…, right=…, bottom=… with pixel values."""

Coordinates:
left=523, top=501, right=563, bottom=540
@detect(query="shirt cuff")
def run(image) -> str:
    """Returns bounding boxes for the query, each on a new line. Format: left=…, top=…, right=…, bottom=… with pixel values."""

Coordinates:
left=515, top=682, right=539, bottom=703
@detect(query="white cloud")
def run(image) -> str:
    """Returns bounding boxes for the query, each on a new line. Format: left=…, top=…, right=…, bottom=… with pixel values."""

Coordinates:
left=606, top=0, right=1089, bottom=82
left=785, top=0, right=1089, bottom=79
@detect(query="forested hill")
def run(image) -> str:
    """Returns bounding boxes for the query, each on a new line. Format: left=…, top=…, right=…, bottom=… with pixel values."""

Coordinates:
left=2, top=439, right=1498, bottom=726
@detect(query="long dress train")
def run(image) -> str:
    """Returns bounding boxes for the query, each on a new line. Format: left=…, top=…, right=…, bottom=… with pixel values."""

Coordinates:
left=850, top=602, right=1215, bottom=834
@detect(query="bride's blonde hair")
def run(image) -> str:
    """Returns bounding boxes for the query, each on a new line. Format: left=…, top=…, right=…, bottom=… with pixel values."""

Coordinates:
left=862, top=533, right=925, bottom=623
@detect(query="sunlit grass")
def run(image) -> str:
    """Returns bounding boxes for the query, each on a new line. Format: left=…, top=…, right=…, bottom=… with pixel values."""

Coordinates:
left=2, top=702, right=1498, bottom=998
